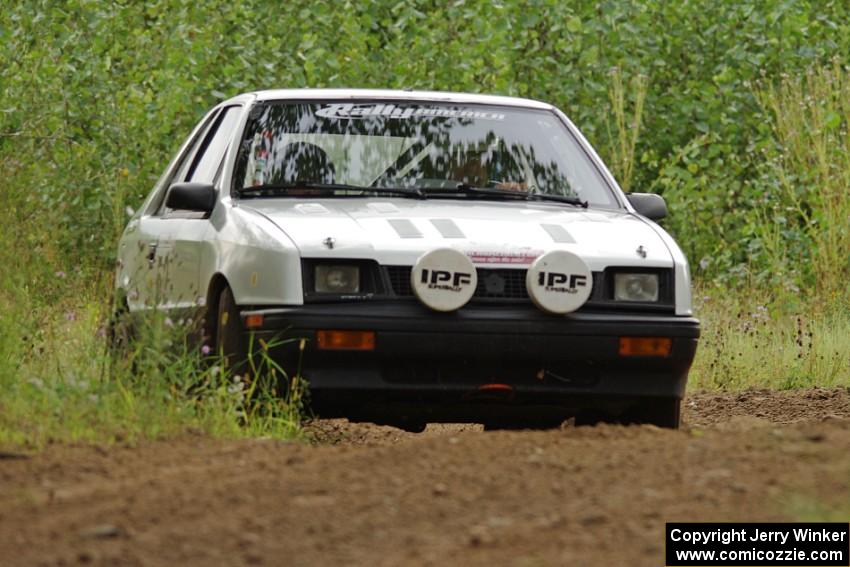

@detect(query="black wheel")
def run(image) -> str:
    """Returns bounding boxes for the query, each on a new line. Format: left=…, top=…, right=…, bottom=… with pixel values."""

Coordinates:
left=215, top=286, right=251, bottom=376
left=483, top=418, right=564, bottom=431
left=625, top=397, right=681, bottom=429
left=397, top=421, right=427, bottom=433
left=573, top=410, right=608, bottom=428
left=576, top=398, right=681, bottom=429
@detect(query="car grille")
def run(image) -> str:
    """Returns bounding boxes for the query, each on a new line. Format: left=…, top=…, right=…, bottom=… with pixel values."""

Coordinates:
left=385, top=265, right=414, bottom=297
left=476, top=268, right=529, bottom=299
left=386, top=265, right=574, bottom=302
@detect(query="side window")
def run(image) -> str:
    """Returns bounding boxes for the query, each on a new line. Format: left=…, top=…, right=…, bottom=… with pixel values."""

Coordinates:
left=187, top=106, right=241, bottom=184
left=151, top=109, right=220, bottom=216
left=171, top=127, right=211, bottom=184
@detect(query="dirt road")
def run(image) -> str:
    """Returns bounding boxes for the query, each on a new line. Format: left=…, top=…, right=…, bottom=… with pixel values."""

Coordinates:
left=2, top=388, right=850, bottom=566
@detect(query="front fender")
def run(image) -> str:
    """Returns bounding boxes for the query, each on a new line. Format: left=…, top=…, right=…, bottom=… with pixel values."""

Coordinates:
left=638, top=217, right=693, bottom=316
left=203, top=201, right=304, bottom=306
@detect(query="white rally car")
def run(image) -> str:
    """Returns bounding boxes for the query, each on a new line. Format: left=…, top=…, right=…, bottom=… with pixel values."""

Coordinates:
left=116, top=89, right=699, bottom=430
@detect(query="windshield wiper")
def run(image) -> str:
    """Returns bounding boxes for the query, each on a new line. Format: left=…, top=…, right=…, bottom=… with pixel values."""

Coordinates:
left=373, top=185, right=427, bottom=199
left=238, top=182, right=426, bottom=199
left=445, top=183, right=588, bottom=208
left=447, top=182, right=530, bottom=199
left=526, top=192, right=589, bottom=208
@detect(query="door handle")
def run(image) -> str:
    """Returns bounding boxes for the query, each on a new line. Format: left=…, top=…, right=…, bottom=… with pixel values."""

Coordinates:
left=146, top=243, right=157, bottom=265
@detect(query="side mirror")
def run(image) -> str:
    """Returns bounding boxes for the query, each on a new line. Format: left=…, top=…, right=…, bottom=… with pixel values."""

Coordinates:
left=627, top=193, right=667, bottom=221
left=165, top=182, right=216, bottom=213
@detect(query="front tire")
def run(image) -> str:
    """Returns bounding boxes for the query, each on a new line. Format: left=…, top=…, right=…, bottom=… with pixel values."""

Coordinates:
left=576, top=398, right=681, bottom=429
left=626, top=397, right=681, bottom=429
left=216, top=286, right=251, bottom=376
left=483, top=418, right=564, bottom=431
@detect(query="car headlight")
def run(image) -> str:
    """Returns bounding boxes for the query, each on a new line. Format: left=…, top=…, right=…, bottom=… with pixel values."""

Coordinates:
left=314, top=264, right=360, bottom=293
left=614, top=273, right=659, bottom=302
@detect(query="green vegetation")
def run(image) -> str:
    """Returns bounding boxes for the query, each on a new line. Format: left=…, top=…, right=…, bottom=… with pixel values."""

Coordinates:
left=0, top=281, right=304, bottom=446
left=691, top=293, right=850, bottom=390
left=1, top=0, right=849, bottom=444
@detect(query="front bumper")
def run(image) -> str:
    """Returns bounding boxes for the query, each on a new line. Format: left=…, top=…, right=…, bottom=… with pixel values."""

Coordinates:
left=242, top=302, right=700, bottom=423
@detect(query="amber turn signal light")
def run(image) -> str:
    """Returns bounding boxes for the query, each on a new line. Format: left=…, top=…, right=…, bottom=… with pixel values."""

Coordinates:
left=316, top=330, right=375, bottom=351
left=619, top=337, right=672, bottom=357
left=245, top=314, right=264, bottom=329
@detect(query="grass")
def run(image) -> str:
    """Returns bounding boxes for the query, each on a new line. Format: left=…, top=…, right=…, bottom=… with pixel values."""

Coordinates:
left=604, top=67, right=648, bottom=193
left=755, top=61, right=850, bottom=298
left=689, top=291, right=850, bottom=391
left=0, top=283, right=304, bottom=448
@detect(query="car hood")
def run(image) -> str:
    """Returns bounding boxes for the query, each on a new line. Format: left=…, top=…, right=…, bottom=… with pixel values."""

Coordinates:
left=240, top=198, right=672, bottom=269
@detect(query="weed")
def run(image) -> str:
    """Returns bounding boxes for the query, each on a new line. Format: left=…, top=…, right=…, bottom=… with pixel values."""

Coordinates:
left=755, top=61, right=850, bottom=299
left=690, top=290, right=850, bottom=391
left=0, top=279, right=304, bottom=447
left=605, top=68, right=648, bottom=192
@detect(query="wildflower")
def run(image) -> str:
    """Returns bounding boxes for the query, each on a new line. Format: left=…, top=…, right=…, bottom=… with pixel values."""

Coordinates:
left=54, top=271, right=66, bottom=279
left=164, top=317, right=174, bottom=328
left=201, top=344, right=212, bottom=356
left=228, top=375, right=245, bottom=396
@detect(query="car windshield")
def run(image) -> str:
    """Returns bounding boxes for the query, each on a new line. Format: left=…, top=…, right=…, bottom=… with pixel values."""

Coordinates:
left=234, top=100, right=619, bottom=207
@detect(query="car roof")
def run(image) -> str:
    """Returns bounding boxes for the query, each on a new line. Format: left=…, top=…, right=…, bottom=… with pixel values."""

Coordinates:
left=238, top=88, right=554, bottom=110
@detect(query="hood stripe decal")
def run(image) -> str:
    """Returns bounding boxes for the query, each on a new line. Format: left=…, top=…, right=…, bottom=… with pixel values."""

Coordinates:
left=388, top=219, right=423, bottom=239
left=540, top=223, right=576, bottom=243
left=368, top=202, right=400, bottom=214
left=294, top=203, right=330, bottom=214
left=430, top=218, right=465, bottom=239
